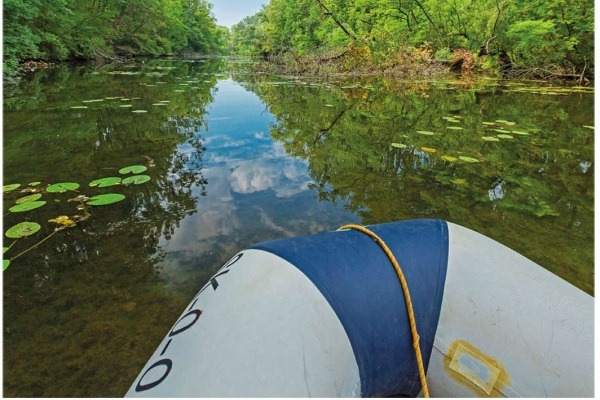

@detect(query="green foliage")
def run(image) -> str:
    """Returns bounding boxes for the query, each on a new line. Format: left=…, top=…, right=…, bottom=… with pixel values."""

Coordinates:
left=9, top=201, right=46, bottom=213
left=5, top=222, right=42, bottom=238
left=230, top=0, right=593, bottom=74
left=3, top=0, right=226, bottom=75
left=87, top=194, right=125, bottom=206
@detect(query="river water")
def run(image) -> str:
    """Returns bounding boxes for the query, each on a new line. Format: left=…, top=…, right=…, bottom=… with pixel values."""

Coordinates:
left=3, top=58, right=593, bottom=396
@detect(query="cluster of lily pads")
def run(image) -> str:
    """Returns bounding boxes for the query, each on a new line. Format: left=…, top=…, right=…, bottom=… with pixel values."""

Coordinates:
left=390, top=116, right=542, bottom=167
left=3, top=165, right=152, bottom=271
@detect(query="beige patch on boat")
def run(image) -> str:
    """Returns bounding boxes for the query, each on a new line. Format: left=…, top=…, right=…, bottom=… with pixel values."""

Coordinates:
left=443, top=340, right=510, bottom=397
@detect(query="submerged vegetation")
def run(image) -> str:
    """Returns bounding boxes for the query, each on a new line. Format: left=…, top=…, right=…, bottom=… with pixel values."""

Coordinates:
left=229, top=0, right=594, bottom=81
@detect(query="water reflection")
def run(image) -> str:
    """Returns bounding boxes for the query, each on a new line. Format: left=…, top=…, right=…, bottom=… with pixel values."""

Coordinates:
left=237, top=75, right=594, bottom=295
left=2, top=60, right=593, bottom=397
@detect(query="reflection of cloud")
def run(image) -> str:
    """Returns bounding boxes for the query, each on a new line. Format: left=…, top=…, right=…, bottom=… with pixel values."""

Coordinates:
left=230, top=158, right=310, bottom=197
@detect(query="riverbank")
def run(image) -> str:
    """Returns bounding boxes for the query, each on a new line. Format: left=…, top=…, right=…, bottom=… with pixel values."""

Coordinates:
left=246, top=45, right=593, bottom=84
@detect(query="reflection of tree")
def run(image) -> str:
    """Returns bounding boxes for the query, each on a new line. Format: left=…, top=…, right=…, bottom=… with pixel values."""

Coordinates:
left=242, top=78, right=594, bottom=294
left=3, top=60, right=220, bottom=396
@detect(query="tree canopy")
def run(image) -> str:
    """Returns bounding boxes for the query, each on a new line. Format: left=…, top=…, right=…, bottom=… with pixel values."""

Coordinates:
left=3, top=0, right=228, bottom=74
left=229, top=0, right=593, bottom=74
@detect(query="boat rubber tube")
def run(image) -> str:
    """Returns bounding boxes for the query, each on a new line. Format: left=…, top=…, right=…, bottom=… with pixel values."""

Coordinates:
left=126, top=219, right=593, bottom=397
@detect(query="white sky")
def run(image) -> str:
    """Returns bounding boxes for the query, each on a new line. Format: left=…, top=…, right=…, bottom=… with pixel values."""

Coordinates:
left=210, top=0, right=269, bottom=28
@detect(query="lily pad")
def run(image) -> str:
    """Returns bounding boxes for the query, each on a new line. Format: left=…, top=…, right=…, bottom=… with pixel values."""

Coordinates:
left=441, top=155, right=458, bottom=162
left=119, top=165, right=147, bottom=174
left=119, top=104, right=133, bottom=108
left=482, top=122, right=497, bottom=126
left=89, top=177, right=122, bottom=187
left=5, top=222, right=41, bottom=238
left=481, top=136, right=500, bottom=141
left=447, top=126, right=463, bottom=130
left=497, top=134, right=514, bottom=139
left=15, top=194, right=42, bottom=204
left=132, top=110, right=148, bottom=113
left=416, top=131, right=435, bottom=135
left=3, top=184, right=21, bottom=193
left=3, top=260, right=9, bottom=271
left=9, top=201, right=46, bottom=212
left=493, top=129, right=511, bottom=133
left=28, top=181, right=41, bottom=186
left=122, top=175, right=151, bottom=185
left=421, top=147, right=437, bottom=153
left=46, top=182, right=80, bottom=193
left=87, top=193, right=126, bottom=206
left=495, top=119, right=511, bottom=124
left=152, top=103, right=168, bottom=106
left=459, top=156, right=480, bottom=163
left=511, top=130, right=529, bottom=135
left=391, top=143, right=407, bottom=149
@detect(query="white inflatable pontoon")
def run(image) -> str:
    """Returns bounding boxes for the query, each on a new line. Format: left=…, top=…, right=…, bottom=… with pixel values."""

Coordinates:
left=126, top=219, right=593, bottom=397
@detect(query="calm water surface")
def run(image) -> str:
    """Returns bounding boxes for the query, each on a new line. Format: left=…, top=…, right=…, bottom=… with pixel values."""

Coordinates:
left=3, top=59, right=594, bottom=396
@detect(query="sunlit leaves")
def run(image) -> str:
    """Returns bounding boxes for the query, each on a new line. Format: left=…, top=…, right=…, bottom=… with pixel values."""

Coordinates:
left=89, top=177, right=122, bottom=187
left=122, top=175, right=151, bottom=185
left=3, top=184, right=20, bottom=193
left=86, top=194, right=126, bottom=206
left=391, top=143, right=407, bottom=148
left=9, top=201, right=46, bottom=213
left=15, top=194, right=42, bottom=203
left=441, top=155, right=457, bottom=162
left=48, top=216, right=76, bottom=227
left=481, top=136, right=500, bottom=141
left=459, top=156, right=480, bottom=163
left=5, top=222, right=41, bottom=238
left=46, top=182, right=80, bottom=193
left=119, top=165, right=147, bottom=174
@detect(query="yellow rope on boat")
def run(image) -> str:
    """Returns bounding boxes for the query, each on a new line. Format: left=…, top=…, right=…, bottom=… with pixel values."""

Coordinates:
left=337, top=224, right=430, bottom=398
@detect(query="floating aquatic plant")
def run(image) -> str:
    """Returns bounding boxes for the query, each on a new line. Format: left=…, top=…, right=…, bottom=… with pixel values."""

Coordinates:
left=5, top=222, right=41, bottom=238
left=459, top=156, right=480, bottom=163
left=70, top=106, right=88, bottom=109
left=28, top=182, right=41, bottom=186
left=416, top=131, right=435, bottom=135
left=421, top=147, right=437, bottom=153
left=391, top=143, right=407, bottom=148
left=46, top=182, right=80, bottom=193
left=481, top=136, right=500, bottom=141
left=4, top=184, right=21, bottom=193
left=497, top=134, right=514, bottom=139
left=15, top=194, right=42, bottom=204
left=132, top=110, right=148, bottom=113
left=119, top=165, right=147, bottom=174
left=122, top=175, right=150, bottom=185
left=511, top=130, right=529, bottom=135
left=86, top=193, right=126, bottom=206
left=9, top=201, right=46, bottom=213
left=441, top=155, right=457, bottom=162
left=89, top=177, right=122, bottom=187
left=447, top=126, right=463, bottom=130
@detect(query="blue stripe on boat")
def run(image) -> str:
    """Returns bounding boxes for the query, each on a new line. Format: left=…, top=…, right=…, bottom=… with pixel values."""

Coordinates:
left=251, top=219, right=449, bottom=397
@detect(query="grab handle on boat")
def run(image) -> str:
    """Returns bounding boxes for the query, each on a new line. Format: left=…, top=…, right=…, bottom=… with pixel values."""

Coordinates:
left=338, top=224, right=430, bottom=398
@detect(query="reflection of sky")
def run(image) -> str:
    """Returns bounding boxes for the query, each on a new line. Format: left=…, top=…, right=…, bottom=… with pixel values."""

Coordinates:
left=159, top=79, right=358, bottom=281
